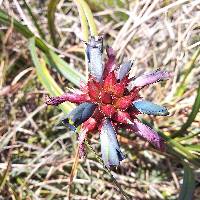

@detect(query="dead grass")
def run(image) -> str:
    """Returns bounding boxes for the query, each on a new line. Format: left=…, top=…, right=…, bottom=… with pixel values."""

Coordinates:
left=0, top=0, right=200, bottom=199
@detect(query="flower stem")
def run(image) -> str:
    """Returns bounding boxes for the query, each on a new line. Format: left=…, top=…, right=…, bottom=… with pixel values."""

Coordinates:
left=85, top=139, right=130, bottom=200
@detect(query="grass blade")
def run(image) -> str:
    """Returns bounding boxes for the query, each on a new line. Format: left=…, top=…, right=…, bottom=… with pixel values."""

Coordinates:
left=158, top=130, right=200, bottom=168
left=47, top=0, right=61, bottom=47
left=176, top=83, right=200, bottom=135
left=74, top=0, right=90, bottom=77
left=28, top=37, right=74, bottom=114
left=185, top=145, right=200, bottom=152
left=75, top=0, right=89, bottom=42
left=176, top=48, right=200, bottom=96
left=75, top=0, right=98, bottom=36
left=178, top=163, right=195, bottom=200
left=141, top=119, right=200, bottom=167
left=22, top=0, right=46, bottom=39
left=48, top=50, right=86, bottom=86
left=0, top=9, right=86, bottom=86
left=175, top=132, right=199, bottom=142
left=0, top=9, right=34, bottom=39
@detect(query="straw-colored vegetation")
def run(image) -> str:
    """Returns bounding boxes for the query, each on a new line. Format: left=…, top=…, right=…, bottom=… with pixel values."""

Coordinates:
left=0, top=0, right=200, bottom=199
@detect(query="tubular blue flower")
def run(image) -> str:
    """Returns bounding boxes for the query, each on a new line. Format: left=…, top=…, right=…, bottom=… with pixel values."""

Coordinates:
left=45, top=36, right=173, bottom=167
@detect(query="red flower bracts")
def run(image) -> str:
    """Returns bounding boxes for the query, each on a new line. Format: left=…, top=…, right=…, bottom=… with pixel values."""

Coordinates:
left=45, top=36, right=173, bottom=167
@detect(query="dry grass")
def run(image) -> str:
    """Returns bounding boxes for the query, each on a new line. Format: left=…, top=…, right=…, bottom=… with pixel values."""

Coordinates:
left=0, top=0, right=200, bottom=199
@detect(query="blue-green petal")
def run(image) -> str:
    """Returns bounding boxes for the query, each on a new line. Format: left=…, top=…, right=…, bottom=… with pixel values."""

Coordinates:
left=117, top=60, right=134, bottom=81
left=133, top=100, right=169, bottom=116
left=62, top=102, right=96, bottom=130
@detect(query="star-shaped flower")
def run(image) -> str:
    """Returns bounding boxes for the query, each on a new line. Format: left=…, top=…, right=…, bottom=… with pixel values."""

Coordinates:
left=45, top=36, right=173, bottom=167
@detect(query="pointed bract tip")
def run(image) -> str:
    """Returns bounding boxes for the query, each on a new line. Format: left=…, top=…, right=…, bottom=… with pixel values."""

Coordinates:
left=133, top=100, right=169, bottom=116
left=63, top=103, right=96, bottom=130
left=86, top=36, right=104, bottom=82
left=131, top=120, right=165, bottom=151
left=106, top=46, right=115, bottom=57
left=130, top=69, right=173, bottom=88
left=44, top=95, right=61, bottom=106
left=117, top=60, right=134, bottom=81
left=100, top=119, right=125, bottom=167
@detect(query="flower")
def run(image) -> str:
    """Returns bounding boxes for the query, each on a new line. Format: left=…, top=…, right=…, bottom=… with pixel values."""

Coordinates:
left=45, top=36, right=173, bottom=167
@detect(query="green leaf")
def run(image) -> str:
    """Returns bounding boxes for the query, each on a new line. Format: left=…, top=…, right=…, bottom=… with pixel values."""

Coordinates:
left=28, top=37, right=74, bottom=114
left=140, top=119, right=200, bottom=167
left=47, top=0, right=61, bottom=47
left=175, top=131, right=199, bottom=142
left=22, top=0, right=46, bottom=39
left=48, top=50, right=86, bottom=86
left=75, top=0, right=98, bottom=36
left=176, top=48, right=200, bottom=96
left=0, top=8, right=34, bottom=39
left=159, top=131, right=200, bottom=168
left=185, top=145, right=200, bottom=152
left=74, top=0, right=90, bottom=77
left=75, top=0, right=89, bottom=42
left=176, top=83, right=200, bottom=135
left=178, top=164, right=195, bottom=200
